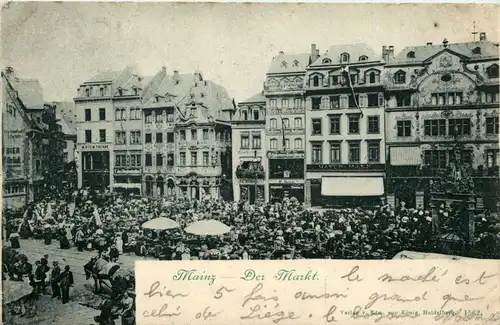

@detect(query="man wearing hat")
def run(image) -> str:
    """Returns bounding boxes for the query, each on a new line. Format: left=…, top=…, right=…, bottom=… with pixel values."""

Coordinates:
left=58, top=265, right=74, bottom=304
left=50, top=261, right=61, bottom=299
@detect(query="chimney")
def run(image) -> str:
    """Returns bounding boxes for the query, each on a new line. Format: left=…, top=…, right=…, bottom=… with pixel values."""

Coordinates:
left=427, top=42, right=433, bottom=46
left=315, top=49, right=320, bottom=58
left=480, top=32, right=486, bottom=41
left=279, top=51, right=284, bottom=55
left=382, top=46, right=388, bottom=62
left=162, top=66, right=167, bottom=73
left=311, top=44, right=319, bottom=61
left=174, top=70, right=179, bottom=77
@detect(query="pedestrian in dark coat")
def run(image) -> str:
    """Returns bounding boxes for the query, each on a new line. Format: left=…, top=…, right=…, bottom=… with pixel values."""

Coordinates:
left=51, top=261, right=61, bottom=298
left=58, top=265, right=74, bottom=304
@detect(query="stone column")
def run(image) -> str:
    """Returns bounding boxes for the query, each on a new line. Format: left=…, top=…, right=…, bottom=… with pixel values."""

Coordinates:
left=187, top=185, right=191, bottom=200
left=304, top=179, right=311, bottom=207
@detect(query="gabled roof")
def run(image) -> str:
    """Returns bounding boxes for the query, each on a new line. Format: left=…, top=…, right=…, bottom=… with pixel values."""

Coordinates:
left=57, top=115, right=76, bottom=136
left=14, top=78, right=44, bottom=110
left=267, top=53, right=311, bottom=74
left=240, top=92, right=265, bottom=104
left=310, top=43, right=382, bottom=67
left=390, top=41, right=499, bottom=65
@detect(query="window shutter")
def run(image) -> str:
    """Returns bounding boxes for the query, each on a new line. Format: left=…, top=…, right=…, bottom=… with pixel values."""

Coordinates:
left=322, top=96, right=329, bottom=110
left=306, top=97, right=312, bottom=110
left=359, top=94, right=368, bottom=108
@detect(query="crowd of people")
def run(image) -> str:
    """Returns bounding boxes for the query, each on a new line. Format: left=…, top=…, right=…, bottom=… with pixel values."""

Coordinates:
left=3, top=186, right=500, bottom=324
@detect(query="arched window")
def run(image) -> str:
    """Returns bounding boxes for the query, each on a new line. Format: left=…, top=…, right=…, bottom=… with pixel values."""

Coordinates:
left=394, top=70, right=406, bottom=84
left=313, top=76, right=319, bottom=87
left=406, top=51, right=415, bottom=59
left=472, top=47, right=481, bottom=55
left=145, top=176, right=154, bottom=197
left=340, top=53, right=350, bottom=63
left=270, top=118, right=277, bottom=129
left=359, top=55, right=368, bottom=61
left=369, top=72, right=377, bottom=84
left=293, top=60, right=299, bottom=67
left=294, top=117, right=302, bottom=128
left=282, top=118, right=289, bottom=128
left=156, top=176, right=165, bottom=197
left=294, top=138, right=303, bottom=149
left=322, top=58, right=332, bottom=64
left=270, top=138, right=277, bottom=149
left=487, top=64, right=499, bottom=78
left=281, top=61, right=288, bottom=68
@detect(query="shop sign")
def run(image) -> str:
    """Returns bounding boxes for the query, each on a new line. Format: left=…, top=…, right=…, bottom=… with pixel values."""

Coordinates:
left=77, top=144, right=109, bottom=151
left=114, top=168, right=142, bottom=175
left=269, top=184, right=304, bottom=190
left=267, top=150, right=305, bottom=159
left=306, top=163, right=385, bottom=172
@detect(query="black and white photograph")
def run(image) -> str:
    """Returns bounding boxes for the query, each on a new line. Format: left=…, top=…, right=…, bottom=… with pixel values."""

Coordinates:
left=1, top=2, right=499, bottom=325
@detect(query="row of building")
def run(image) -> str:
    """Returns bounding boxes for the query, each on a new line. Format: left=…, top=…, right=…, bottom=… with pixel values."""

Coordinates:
left=2, top=68, right=76, bottom=209
left=234, top=34, right=499, bottom=210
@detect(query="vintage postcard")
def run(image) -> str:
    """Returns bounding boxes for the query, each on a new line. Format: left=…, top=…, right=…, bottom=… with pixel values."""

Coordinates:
left=1, top=2, right=499, bottom=325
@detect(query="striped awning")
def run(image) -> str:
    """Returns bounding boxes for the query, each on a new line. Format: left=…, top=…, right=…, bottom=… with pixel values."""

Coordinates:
left=321, top=177, right=384, bottom=196
left=390, top=147, right=421, bottom=166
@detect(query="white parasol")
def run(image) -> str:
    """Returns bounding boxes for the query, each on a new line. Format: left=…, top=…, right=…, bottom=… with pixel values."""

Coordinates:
left=184, top=219, right=231, bottom=236
left=142, top=217, right=179, bottom=230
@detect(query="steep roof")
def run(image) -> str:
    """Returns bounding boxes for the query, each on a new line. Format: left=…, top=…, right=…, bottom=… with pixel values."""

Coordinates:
left=87, top=70, right=121, bottom=83
left=240, top=92, right=265, bottom=104
left=310, top=43, right=382, bottom=67
left=14, top=78, right=44, bottom=110
left=390, top=41, right=499, bottom=65
left=57, top=115, right=76, bottom=136
left=267, top=53, right=311, bottom=74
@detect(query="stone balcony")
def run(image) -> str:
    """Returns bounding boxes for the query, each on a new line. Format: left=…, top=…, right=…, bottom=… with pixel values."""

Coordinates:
left=176, top=165, right=221, bottom=177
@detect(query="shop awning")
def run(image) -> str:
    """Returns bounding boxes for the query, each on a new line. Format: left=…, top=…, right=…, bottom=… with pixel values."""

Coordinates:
left=113, top=183, right=141, bottom=189
left=321, top=177, right=384, bottom=196
left=390, top=147, right=421, bottom=166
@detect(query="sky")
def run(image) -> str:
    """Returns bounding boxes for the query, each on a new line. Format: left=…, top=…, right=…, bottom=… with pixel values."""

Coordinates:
left=1, top=2, right=498, bottom=103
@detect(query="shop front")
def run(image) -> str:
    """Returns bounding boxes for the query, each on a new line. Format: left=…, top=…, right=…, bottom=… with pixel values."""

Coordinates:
left=81, top=151, right=110, bottom=190
left=269, top=183, right=304, bottom=203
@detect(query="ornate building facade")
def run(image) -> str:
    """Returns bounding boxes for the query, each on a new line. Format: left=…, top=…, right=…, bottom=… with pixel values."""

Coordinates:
left=385, top=34, right=499, bottom=210
left=264, top=50, right=311, bottom=202
left=304, top=44, right=387, bottom=207
left=231, top=92, right=266, bottom=203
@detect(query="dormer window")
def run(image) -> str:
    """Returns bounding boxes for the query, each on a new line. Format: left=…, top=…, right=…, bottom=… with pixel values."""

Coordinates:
left=118, top=88, right=123, bottom=96
left=322, top=58, right=332, bottom=64
left=134, top=88, right=138, bottom=96
left=281, top=61, right=288, bottom=68
left=340, top=53, right=350, bottom=63
left=394, top=70, right=406, bottom=84
left=406, top=51, right=415, bottom=59
left=312, top=75, right=320, bottom=87
left=85, top=88, right=90, bottom=97
left=487, top=64, right=499, bottom=78
left=359, top=55, right=368, bottom=61
left=293, top=60, right=299, bottom=67
left=368, top=71, right=379, bottom=84
left=472, top=47, right=481, bottom=55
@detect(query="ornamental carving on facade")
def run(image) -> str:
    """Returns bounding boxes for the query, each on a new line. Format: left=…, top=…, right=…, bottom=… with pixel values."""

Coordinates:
left=439, top=55, right=453, bottom=68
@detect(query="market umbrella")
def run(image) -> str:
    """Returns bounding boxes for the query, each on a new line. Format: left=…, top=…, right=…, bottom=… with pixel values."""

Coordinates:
left=142, top=217, right=179, bottom=230
left=184, top=219, right=231, bottom=236
left=2, top=280, right=33, bottom=304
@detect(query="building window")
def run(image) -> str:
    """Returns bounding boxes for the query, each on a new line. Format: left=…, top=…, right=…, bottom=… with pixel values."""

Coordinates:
left=359, top=55, right=368, bottom=61
left=312, top=118, right=322, bottom=135
left=269, top=99, right=277, bottom=108
left=472, top=47, right=481, bottom=55
left=424, top=150, right=447, bottom=169
left=282, top=118, right=290, bottom=128
left=348, top=142, right=360, bottom=163
left=145, top=133, right=152, bottom=143
left=407, top=51, right=415, bottom=59
left=270, top=118, right=277, bottom=129
left=397, top=120, right=412, bottom=137
left=203, top=152, right=209, bottom=165
left=191, top=129, right=197, bottom=141
left=348, top=94, right=360, bottom=108
left=312, top=143, right=322, bottom=163
left=329, top=116, right=341, bottom=134
left=202, top=129, right=209, bottom=140
left=394, top=70, right=406, bottom=84
left=85, top=130, right=92, bottom=143
left=191, top=152, right=198, bottom=166
left=312, top=97, right=321, bottom=110
left=131, top=153, right=141, bottom=166
left=396, top=93, right=411, bottom=107
left=85, top=89, right=90, bottom=97
left=129, top=108, right=140, bottom=120
left=190, top=107, right=197, bottom=118
left=156, top=154, right=163, bottom=166
left=253, top=110, right=259, bottom=120
left=367, top=116, right=380, bottom=134
left=167, top=132, right=174, bottom=143
left=424, top=119, right=446, bottom=136
left=115, top=131, right=126, bottom=144
left=329, top=143, right=341, bottom=163
left=448, top=118, right=471, bottom=136
left=99, top=129, right=106, bottom=143
left=332, top=75, right=339, bottom=85
left=340, top=53, right=349, bottom=63
left=368, top=142, right=380, bottom=162
left=367, top=94, right=379, bottom=107
left=368, top=71, right=379, bottom=84
left=294, top=98, right=302, bottom=108
left=155, top=110, right=164, bottom=123
left=312, top=76, right=320, bottom=87
left=486, top=117, right=499, bottom=135
left=167, top=154, right=174, bottom=166
left=145, top=111, right=153, bottom=123
left=294, top=138, right=302, bottom=149
left=340, top=95, right=348, bottom=108
left=281, top=98, right=289, bottom=108
left=85, top=109, right=91, bottom=121
left=270, top=138, right=277, bottom=149
left=285, top=139, right=290, bottom=150
left=99, top=108, right=106, bottom=121
left=348, top=115, right=360, bottom=134
left=179, top=130, right=186, bottom=141
left=166, top=111, right=174, bottom=122
left=487, top=64, right=499, bottom=78
left=145, top=153, right=152, bottom=166
left=294, top=117, right=302, bottom=128
left=179, top=152, right=186, bottom=166
left=252, top=135, right=261, bottom=149
left=128, top=131, right=139, bottom=144
left=241, top=110, right=248, bottom=120
left=329, top=96, right=340, bottom=109
left=431, top=92, right=463, bottom=106
left=486, top=149, right=499, bottom=167
left=156, top=132, right=163, bottom=143
left=35, top=160, right=41, bottom=172
left=241, top=135, right=250, bottom=149
left=115, top=153, right=127, bottom=167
